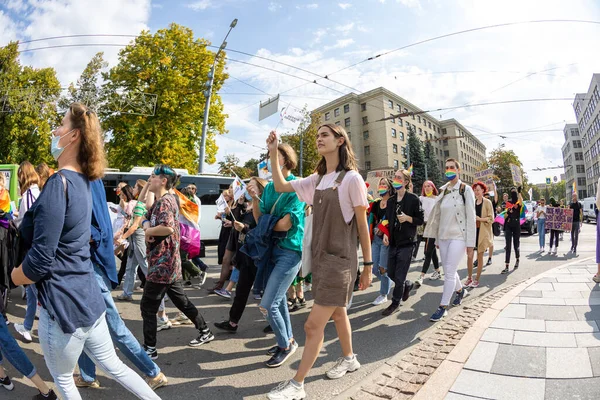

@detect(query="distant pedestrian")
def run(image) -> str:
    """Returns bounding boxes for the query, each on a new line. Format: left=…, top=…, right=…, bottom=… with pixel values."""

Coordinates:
left=569, top=193, right=582, bottom=255
left=465, top=181, right=493, bottom=288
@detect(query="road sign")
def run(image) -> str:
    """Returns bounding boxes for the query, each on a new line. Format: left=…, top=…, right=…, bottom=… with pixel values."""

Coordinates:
left=553, top=176, right=558, bottom=183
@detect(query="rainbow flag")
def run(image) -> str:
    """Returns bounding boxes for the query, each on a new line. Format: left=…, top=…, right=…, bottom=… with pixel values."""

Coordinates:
left=174, top=189, right=199, bottom=227
left=409, top=163, right=414, bottom=176
left=572, top=181, right=577, bottom=194
left=0, top=188, right=13, bottom=218
left=494, top=204, right=526, bottom=226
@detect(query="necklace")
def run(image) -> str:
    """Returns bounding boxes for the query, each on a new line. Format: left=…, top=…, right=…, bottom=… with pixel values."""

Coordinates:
left=317, top=172, right=339, bottom=204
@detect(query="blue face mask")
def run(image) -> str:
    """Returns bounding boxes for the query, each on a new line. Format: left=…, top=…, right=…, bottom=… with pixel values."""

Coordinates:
left=266, top=159, right=283, bottom=173
left=51, top=129, right=75, bottom=161
left=244, top=192, right=253, bottom=201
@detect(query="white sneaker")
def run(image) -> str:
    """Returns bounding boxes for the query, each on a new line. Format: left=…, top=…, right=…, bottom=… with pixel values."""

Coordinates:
left=430, top=270, right=442, bottom=280
left=548, top=247, right=554, bottom=254
left=157, top=318, right=172, bottom=332
left=415, top=276, right=424, bottom=287
left=302, top=283, right=312, bottom=293
left=540, top=247, right=544, bottom=252
left=267, top=380, right=306, bottom=400
left=13, top=323, right=32, bottom=343
left=326, top=355, right=361, bottom=379
left=170, top=312, right=193, bottom=326
left=372, top=294, right=388, bottom=306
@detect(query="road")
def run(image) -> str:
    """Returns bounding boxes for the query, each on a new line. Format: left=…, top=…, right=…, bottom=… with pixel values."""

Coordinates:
left=4, top=223, right=597, bottom=399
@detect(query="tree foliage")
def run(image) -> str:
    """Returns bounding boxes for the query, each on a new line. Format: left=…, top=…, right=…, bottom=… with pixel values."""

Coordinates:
left=218, top=154, right=252, bottom=178
left=480, top=145, right=530, bottom=195
left=406, top=125, right=427, bottom=193
left=424, top=141, right=443, bottom=189
left=102, top=23, right=229, bottom=173
left=58, top=52, right=107, bottom=113
left=282, top=107, right=321, bottom=177
left=0, top=42, right=61, bottom=166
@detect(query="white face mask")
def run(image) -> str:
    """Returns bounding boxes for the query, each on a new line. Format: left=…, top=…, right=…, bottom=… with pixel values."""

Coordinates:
left=51, top=129, right=75, bottom=161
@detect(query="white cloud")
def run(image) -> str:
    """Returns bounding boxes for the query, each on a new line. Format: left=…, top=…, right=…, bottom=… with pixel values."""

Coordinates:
left=186, top=0, right=211, bottom=10
left=268, top=2, right=281, bottom=12
left=324, top=38, right=355, bottom=50
left=338, top=2, right=351, bottom=9
left=335, top=22, right=354, bottom=33
left=296, top=3, right=319, bottom=9
left=152, top=3, right=163, bottom=8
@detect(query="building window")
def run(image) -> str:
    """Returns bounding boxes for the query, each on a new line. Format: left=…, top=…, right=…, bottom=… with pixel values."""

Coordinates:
left=362, top=116, right=368, bottom=125
left=392, top=128, right=397, bottom=138
left=361, top=103, right=367, bottom=111
left=402, top=146, right=407, bottom=156
left=398, top=118, right=403, bottom=127
left=345, top=117, right=351, bottom=127
left=442, top=128, right=447, bottom=135
left=428, top=122, right=432, bottom=129
left=576, top=164, right=585, bottom=173
left=575, top=152, right=584, bottom=161
left=325, top=112, right=330, bottom=121
left=444, top=150, right=450, bottom=157
left=396, top=104, right=401, bottom=112
left=364, top=146, right=370, bottom=156
left=578, top=177, right=586, bottom=186
left=393, top=144, right=398, bottom=153
left=347, top=132, right=351, bottom=140
left=334, top=108, right=340, bottom=117
left=573, top=140, right=582, bottom=148
left=365, top=161, right=371, bottom=170
left=344, top=104, right=350, bottom=113
left=418, top=128, right=422, bottom=135
left=335, top=121, right=341, bottom=126
left=388, top=100, right=394, bottom=109
left=363, top=130, right=369, bottom=140
left=399, top=132, right=404, bottom=141
left=418, top=116, right=421, bottom=123
left=393, top=159, right=399, bottom=169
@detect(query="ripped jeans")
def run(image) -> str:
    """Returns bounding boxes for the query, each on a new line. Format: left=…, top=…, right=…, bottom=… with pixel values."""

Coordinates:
left=259, top=245, right=301, bottom=349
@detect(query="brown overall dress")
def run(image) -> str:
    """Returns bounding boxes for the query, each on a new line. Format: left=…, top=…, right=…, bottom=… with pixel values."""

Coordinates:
left=310, top=170, right=359, bottom=307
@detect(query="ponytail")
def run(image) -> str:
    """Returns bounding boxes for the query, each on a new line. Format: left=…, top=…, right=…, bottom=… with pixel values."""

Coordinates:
left=69, top=103, right=107, bottom=181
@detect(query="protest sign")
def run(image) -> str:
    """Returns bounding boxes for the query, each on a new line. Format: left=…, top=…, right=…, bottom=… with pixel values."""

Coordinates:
left=510, top=164, right=523, bottom=186
left=545, top=207, right=573, bottom=232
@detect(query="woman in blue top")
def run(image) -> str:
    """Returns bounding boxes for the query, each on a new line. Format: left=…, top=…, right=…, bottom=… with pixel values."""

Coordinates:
left=12, top=103, right=159, bottom=400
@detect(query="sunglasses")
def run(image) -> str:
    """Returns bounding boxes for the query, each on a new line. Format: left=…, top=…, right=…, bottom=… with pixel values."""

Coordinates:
left=153, top=165, right=176, bottom=177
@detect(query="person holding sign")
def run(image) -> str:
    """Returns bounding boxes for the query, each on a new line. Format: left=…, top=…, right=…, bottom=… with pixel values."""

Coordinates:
left=265, top=124, right=372, bottom=400
left=502, top=187, right=523, bottom=274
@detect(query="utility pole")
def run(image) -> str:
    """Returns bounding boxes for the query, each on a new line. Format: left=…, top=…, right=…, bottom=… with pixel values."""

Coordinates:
left=198, top=18, right=238, bottom=174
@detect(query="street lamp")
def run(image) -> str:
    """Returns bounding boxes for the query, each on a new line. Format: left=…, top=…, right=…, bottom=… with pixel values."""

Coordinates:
left=198, top=18, right=238, bottom=174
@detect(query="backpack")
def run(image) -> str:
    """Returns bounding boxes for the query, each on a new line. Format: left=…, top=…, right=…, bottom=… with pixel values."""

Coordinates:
left=442, top=182, right=466, bottom=205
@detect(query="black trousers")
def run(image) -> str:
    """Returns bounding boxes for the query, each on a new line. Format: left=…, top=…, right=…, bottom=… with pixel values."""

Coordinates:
left=412, top=235, right=423, bottom=258
left=550, top=229, right=561, bottom=248
left=229, top=252, right=257, bottom=324
left=117, top=250, right=128, bottom=285
left=421, top=238, right=439, bottom=274
left=388, top=246, right=413, bottom=304
left=140, top=280, right=207, bottom=347
left=504, top=222, right=521, bottom=264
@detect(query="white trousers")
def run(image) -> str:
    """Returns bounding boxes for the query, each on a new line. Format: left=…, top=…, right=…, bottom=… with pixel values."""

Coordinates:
left=438, top=239, right=466, bottom=306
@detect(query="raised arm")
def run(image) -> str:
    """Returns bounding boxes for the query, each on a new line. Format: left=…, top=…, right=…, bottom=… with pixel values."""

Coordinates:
left=267, top=131, right=294, bottom=193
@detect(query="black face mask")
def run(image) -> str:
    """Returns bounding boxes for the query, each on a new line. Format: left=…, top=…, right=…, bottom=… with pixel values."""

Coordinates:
left=511, top=192, right=518, bottom=203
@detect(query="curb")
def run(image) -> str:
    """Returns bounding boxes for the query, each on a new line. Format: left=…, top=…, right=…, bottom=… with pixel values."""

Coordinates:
left=413, top=256, right=593, bottom=400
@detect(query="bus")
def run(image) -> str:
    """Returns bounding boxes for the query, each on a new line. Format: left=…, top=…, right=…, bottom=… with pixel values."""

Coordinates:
left=102, top=167, right=234, bottom=241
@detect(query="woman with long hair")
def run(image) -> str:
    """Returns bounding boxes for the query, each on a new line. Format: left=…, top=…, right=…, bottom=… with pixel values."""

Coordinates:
left=35, top=163, right=51, bottom=190
left=465, top=181, right=494, bottom=288
left=266, top=124, right=372, bottom=400
left=11, top=103, right=159, bottom=399
left=13, top=161, right=41, bottom=343
left=415, top=180, right=441, bottom=287
left=370, top=177, right=394, bottom=306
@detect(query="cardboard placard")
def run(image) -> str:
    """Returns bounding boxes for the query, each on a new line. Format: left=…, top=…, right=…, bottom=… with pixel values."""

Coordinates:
left=545, top=207, right=573, bottom=232
left=510, top=164, right=523, bottom=186
left=474, top=168, right=494, bottom=182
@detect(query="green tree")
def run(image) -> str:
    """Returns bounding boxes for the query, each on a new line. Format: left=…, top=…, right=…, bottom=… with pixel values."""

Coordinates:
left=243, top=157, right=261, bottom=177
left=406, top=125, right=426, bottom=192
left=424, top=141, right=443, bottom=188
left=481, top=145, right=530, bottom=195
left=58, top=52, right=108, bottom=113
left=218, top=154, right=252, bottom=178
left=102, top=23, right=229, bottom=173
left=0, top=42, right=61, bottom=166
left=282, top=107, right=320, bottom=177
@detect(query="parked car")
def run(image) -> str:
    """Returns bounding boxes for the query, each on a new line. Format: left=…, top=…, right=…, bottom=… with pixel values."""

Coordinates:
left=522, top=202, right=538, bottom=235
left=583, top=197, right=597, bottom=223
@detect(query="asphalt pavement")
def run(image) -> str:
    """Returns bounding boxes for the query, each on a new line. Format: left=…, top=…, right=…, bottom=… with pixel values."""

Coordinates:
left=3, top=223, right=597, bottom=400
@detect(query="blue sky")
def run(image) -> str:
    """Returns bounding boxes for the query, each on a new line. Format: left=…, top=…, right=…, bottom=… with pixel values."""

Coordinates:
left=2, top=0, right=600, bottom=182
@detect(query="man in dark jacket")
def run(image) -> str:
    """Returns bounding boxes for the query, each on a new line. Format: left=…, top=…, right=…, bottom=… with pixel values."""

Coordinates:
left=382, top=169, right=424, bottom=316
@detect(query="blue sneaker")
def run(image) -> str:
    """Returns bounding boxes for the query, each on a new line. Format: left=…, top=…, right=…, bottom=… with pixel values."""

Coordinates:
left=452, top=288, right=468, bottom=306
left=430, top=306, right=448, bottom=322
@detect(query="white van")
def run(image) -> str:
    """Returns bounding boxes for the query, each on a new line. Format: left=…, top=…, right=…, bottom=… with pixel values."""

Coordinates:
left=583, top=197, right=597, bottom=223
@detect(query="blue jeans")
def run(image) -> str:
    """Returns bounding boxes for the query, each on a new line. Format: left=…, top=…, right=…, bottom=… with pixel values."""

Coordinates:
left=259, top=246, right=301, bottom=349
left=123, top=230, right=148, bottom=297
left=0, top=314, right=36, bottom=378
left=39, top=308, right=160, bottom=400
left=230, top=267, right=240, bottom=284
left=537, top=219, right=546, bottom=248
left=371, top=235, right=391, bottom=296
left=78, top=264, right=160, bottom=382
left=23, top=285, right=37, bottom=331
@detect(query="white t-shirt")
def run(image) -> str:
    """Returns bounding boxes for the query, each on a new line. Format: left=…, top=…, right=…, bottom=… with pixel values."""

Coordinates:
left=536, top=205, right=547, bottom=219
left=420, top=195, right=437, bottom=222
left=291, top=170, right=368, bottom=224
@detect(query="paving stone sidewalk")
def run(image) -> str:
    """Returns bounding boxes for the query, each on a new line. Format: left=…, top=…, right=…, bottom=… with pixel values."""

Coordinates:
left=427, top=259, right=600, bottom=400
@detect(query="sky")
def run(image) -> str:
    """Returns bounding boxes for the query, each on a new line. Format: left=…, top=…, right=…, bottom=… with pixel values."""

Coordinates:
left=1, top=0, right=600, bottom=183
